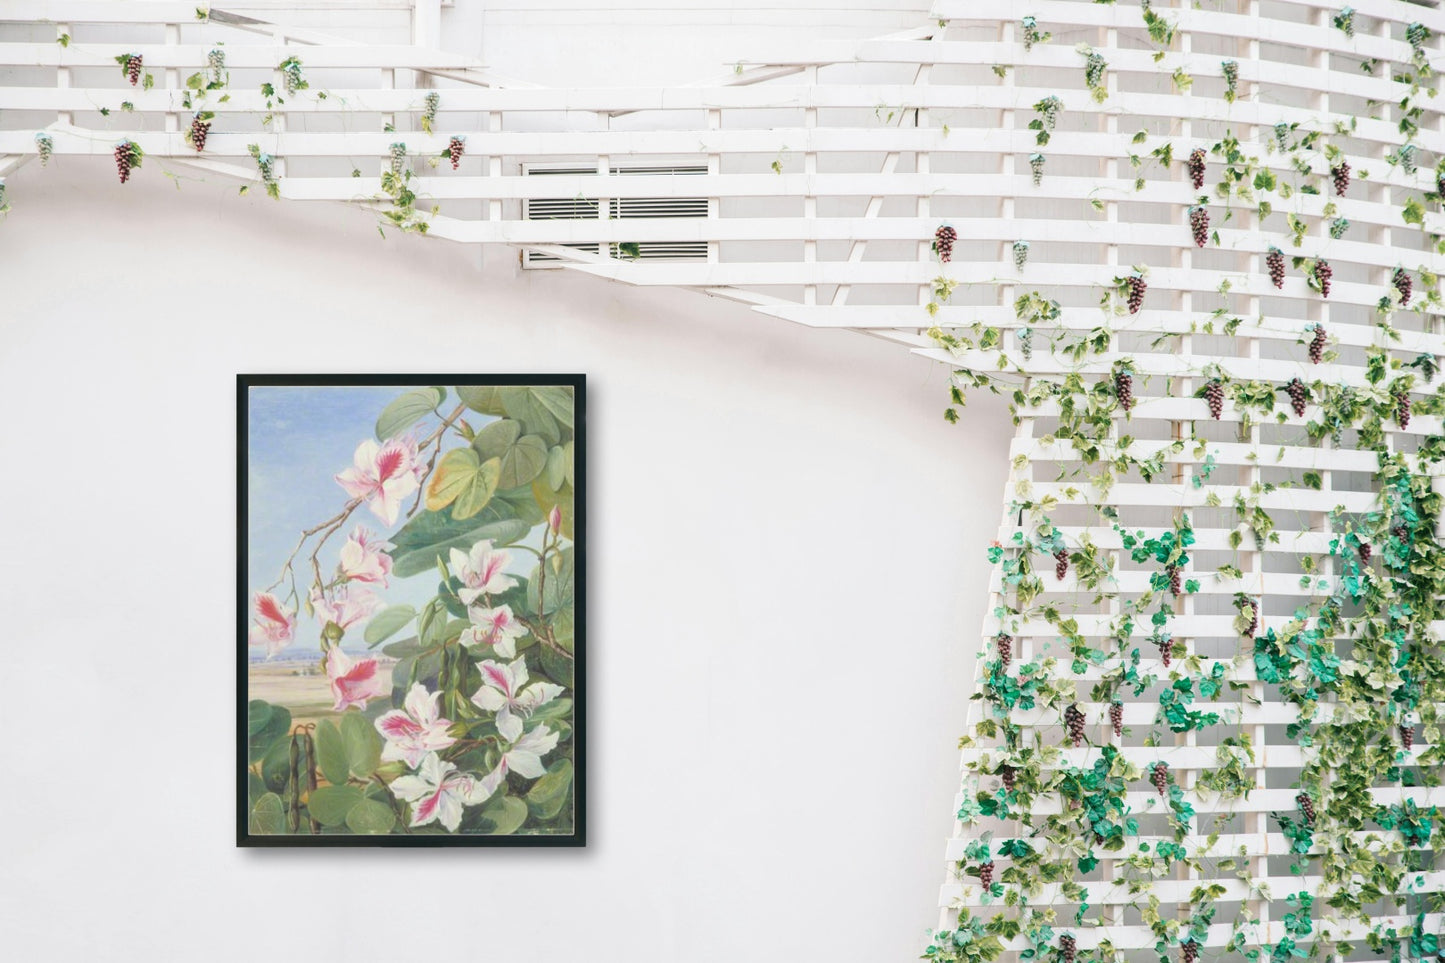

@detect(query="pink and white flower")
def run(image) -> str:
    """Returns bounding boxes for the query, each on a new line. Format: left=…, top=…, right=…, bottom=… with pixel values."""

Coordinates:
left=310, top=583, right=382, bottom=634
left=390, top=752, right=494, bottom=831
left=449, top=540, right=517, bottom=605
left=338, top=526, right=393, bottom=586
left=334, top=435, right=426, bottom=526
left=376, top=683, right=456, bottom=767
left=471, top=657, right=565, bottom=743
left=326, top=647, right=388, bottom=712
left=461, top=604, right=529, bottom=658
left=548, top=505, right=563, bottom=534
left=248, top=592, right=296, bottom=657
left=478, top=725, right=561, bottom=797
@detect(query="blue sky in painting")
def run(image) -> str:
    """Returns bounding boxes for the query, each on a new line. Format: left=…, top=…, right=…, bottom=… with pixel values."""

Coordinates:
left=246, top=384, right=517, bottom=660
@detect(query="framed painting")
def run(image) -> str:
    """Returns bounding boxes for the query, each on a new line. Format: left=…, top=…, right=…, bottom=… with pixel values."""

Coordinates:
left=237, top=375, right=585, bottom=847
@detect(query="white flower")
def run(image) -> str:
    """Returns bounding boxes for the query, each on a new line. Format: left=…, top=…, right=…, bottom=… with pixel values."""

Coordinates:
left=461, top=604, right=529, bottom=658
left=449, top=540, right=516, bottom=605
left=471, top=657, right=565, bottom=742
left=389, top=752, right=493, bottom=832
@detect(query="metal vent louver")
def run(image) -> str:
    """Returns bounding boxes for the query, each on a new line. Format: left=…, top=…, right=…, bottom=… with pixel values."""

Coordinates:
left=523, top=165, right=708, bottom=266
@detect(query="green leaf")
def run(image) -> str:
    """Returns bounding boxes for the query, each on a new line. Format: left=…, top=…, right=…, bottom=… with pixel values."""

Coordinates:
left=456, top=384, right=506, bottom=416
left=544, top=445, right=568, bottom=491
left=249, top=793, right=286, bottom=834
left=388, top=491, right=541, bottom=578
left=527, top=547, right=575, bottom=616
left=426, top=447, right=480, bottom=511
left=260, top=738, right=292, bottom=794
left=454, top=457, right=501, bottom=519
left=364, top=604, right=417, bottom=648
left=308, top=785, right=363, bottom=826
left=473, top=420, right=549, bottom=489
left=476, top=795, right=529, bottom=835
left=376, top=386, right=444, bottom=441
left=564, top=440, right=575, bottom=488
left=345, top=798, right=396, bottom=835
left=499, top=386, right=573, bottom=443
left=342, top=711, right=382, bottom=778
left=247, top=700, right=291, bottom=763
left=526, top=759, right=574, bottom=819
left=314, top=720, right=349, bottom=787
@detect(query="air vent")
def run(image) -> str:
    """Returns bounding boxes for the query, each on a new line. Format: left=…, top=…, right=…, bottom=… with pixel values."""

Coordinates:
left=523, top=165, right=708, bottom=266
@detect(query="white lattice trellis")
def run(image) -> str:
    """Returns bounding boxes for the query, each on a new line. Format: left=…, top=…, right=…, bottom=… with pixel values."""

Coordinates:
left=2, top=1, right=1445, bottom=958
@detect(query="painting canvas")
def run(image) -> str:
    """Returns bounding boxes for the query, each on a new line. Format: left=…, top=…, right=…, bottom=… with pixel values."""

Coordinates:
left=238, top=376, right=584, bottom=846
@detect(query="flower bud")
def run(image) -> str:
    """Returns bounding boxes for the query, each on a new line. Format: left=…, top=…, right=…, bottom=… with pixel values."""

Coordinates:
left=548, top=505, right=562, bottom=534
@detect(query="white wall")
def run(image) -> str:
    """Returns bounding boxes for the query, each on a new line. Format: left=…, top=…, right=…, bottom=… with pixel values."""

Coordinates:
left=0, top=159, right=1009, bottom=961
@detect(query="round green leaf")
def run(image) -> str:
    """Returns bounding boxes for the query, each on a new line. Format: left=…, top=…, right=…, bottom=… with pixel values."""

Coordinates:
left=376, top=386, right=444, bottom=441
left=341, top=711, right=382, bottom=778
left=525, top=759, right=574, bottom=821
left=260, top=737, right=293, bottom=795
left=453, top=456, right=501, bottom=520
left=426, top=447, right=480, bottom=512
left=544, top=445, right=567, bottom=491
left=247, top=700, right=290, bottom=763
left=345, top=798, right=397, bottom=835
left=474, top=420, right=549, bottom=491
left=364, top=604, right=417, bottom=648
left=249, top=793, right=286, bottom=835
left=472, top=418, right=521, bottom=459
left=476, top=795, right=529, bottom=835
left=563, top=440, right=575, bottom=488
left=456, top=385, right=506, bottom=416
left=314, top=719, right=349, bottom=787
left=308, top=785, right=363, bottom=826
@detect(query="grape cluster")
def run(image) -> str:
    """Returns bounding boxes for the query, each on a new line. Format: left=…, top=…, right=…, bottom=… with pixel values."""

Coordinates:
left=1222, top=59, right=1239, bottom=99
left=1151, top=762, right=1169, bottom=795
left=423, top=91, right=440, bottom=129
left=1402, top=724, right=1416, bottom=750
left=934, top=224, right=957, bottom=263
left=189, top=115, right=210, bottom=153
left=1125, top=275, right=1146, bottom=314
left=1187, top=148, right=1206, bottom=190
left=1054, top=549, right=1070, bottom=580
left=125, top=54, right=143, bottom=86
left=1330, top=160, right=1351, bottom=196
left=448, top=136, right=465, bottom=170
left=1157, top=638, right=1173, bottom=667
left=1167, top=564, right=1182, bottom=596
left=1182, top=942, right=1199, bottom=963
left=995, top=633, right=1013, bottom=669
left=1205, top=380, right=1224, bottom=420
left=1285, top=377, right=1308, bottom=417
left=1030, top=153, right=1045, bottom=186
left=1313, top=259, right=1332, bottom=298
left=978, top=860, right=995, bottom=889
left=114, top=141, right=136, bottom=183
left=1394, top=267, right=1413, bottom=307
left=388, top=142, right=407, bottom=176
left=34, top=131, right=52, bottom=167
left=1109, top=701, right=1123, bottom=738
left=1013, top=240, right=1029, bottom=271
left=1308, top=325, right=1327, bottom=364
left=1114, top=368, right=1134, bottom=411
left=999, top=765, right=1017, bottom=792
left=207, top=47, right=226, bottom=75
left=1019, top=326, right=1034, bottom=361
left=1396, top=388, right=1411, bottom=429
left=1064, top=704, right=1086, bottom=747
left=1296, top=792, right=1316, bottom=826
left=1059, top=935, right=1077, bottom=963
left=1329, top=217, right=1350, bottom=240
left=1243, top=599, right=1259, bottom=637
left=1189, top=205, right=1209, bottom=247
left=1393, top=523, right=1409, bottom=543
left=1439, top=171, right=1445, bottom=198
left=1359, top=542, right=1372, bottom=565
left=1266, top=246, right=1286, bottom=289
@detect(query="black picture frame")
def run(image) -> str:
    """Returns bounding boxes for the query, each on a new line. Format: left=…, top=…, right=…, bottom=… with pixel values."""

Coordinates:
left=237, top=373, right=586, bottom=847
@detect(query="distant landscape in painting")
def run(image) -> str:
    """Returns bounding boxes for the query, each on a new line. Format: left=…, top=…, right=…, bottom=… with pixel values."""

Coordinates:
left=240, top=377, right=583, bottom=846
